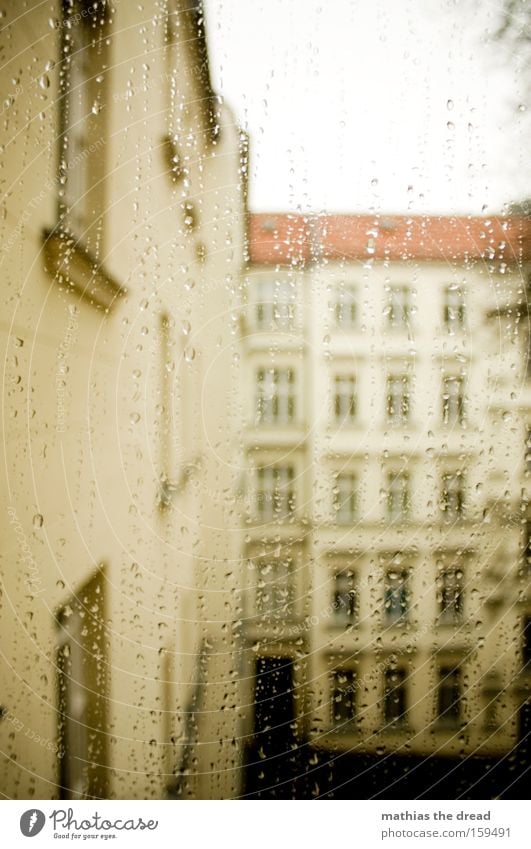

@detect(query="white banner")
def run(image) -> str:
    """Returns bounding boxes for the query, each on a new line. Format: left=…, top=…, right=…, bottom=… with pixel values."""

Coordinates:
left=1, top=799, right=529, bottom=848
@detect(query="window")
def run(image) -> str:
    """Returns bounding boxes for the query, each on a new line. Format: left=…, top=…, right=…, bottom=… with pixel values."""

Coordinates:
left=442, top=376, right=465, bottom=426
left=255, top=279, right=296, bottom=330
left=443, top=286, right=466, bottom=333
left=523, top=617, right=531, bottom=667
left=256, top=466, right=295, bottom=520
left=386, top=286, right=410, bottom=329
left=59, top=0, right=106, bottom=240
left=256, top=368, right=296, bottom=424
left=524, top=521, right=531, bottom=570
left=437, top=565, right=464, bottom=625
left=386, top=375, right=410, bottom=425
left=440, top=472, right=465, bottom=522
left=387, top=470, right=409, bottom=521
left=333, top=472, right=358, bottom=524
left=333, top=375, right=357, bottom=424
left=526, top=428, right=531, bottom=472
left=437, top=665, right=462, bottom=726
left=331, top=669, right=356, bottom=725
left=56, top=570, right=107, bottom=799
left=255, top=558, right=294, bottom=618
left=384, top=570, right=409, bottom=625
left=384, top=668, right=407, bottom=725
left=334, top=285, right=357, bottom=329
left=332, top=571, right=357, bottom=625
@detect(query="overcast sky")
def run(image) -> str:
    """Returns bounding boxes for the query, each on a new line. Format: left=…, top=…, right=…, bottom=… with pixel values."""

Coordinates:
left=204, top=0, right=530, bottom=215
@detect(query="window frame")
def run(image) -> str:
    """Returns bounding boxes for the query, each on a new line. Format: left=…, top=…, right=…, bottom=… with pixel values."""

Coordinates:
left=384, top=569, right=409, bottom=626
left=333, top=374, right=357, bottom=425
left=331, top=668, right=357, bottom=726
left=386, top=374, right=410, bottom=426
left=386, top=469, right=410, bottom=521
left=255, top=278, right=296, bottom=331
left=442, top=375, right=465, bottom=427
left=255, top=366, right=296, bottom=425
left=440, top=471, right=465, bottom=522
left=255, top=464, right=296, bottom=521
left=437, top=664, right=462, bottom=727
left=332, top=570, right=358, bottom=626
left=443, top=285, right=466, bottom=333
left=386, top=285, right=411, bottom=330
left=334, top=283, right=358, bottom=330
left=383, top=667, right=408, bottom=726
left=333, top=471, right=358, bottom=525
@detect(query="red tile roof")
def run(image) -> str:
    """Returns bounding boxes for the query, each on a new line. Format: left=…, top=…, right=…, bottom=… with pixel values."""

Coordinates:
left=248, top=213, right=531, bottom=265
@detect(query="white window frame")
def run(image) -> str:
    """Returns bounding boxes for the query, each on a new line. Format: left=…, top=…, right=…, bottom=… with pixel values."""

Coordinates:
left=333, top=375, right=357, bottom=424
left=386, top=285, right=410, bottom=330
left=386, top=375, right=410, bottom=425
left=387, top=470, right=410, bottom=521
left=256, top=367, right=296, bottom=425
left=255, top=557, right=294, bottom=619
left=255, top=278, right=296, bottom=330
left=441, top=472, right=465, bottom=522
left=333, top=472, right=358, bottom=524
left=334, top=284, right=357, bottom=330
left=442, top=375, right=465, bottom=426
left=443, top=285, right=466, bottom=333
left=255, top=465, right=295, bottom=520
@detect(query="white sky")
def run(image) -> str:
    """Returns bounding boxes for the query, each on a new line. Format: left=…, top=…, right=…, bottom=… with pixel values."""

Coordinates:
left=204, top=0, right=530, bottom=215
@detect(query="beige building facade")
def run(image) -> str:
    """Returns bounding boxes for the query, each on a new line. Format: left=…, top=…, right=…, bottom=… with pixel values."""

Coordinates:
left=240, top=213, right=531, bottom=779
left=0, top=0, right=245, bottom=799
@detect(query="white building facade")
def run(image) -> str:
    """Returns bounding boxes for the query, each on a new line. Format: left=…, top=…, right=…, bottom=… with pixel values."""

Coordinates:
left=0, top=0, right=245, bottom=799
left=240, top=213, right=531, bottom=780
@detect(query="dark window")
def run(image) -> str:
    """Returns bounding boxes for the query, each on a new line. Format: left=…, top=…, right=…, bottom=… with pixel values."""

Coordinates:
left=384, top=668, right=407, bottom=725
left=331, top=669, right=356, bottom=725
left=524, top=521, right=531, bottom=569
left=523, top=617, right=531, bottom=667
left=384, top=570, right=409, bottom=624
left=437, top=666, right=461, bottom=725
left=332, top=571, right=357, bottom=625
left=438, top=568, right=464, bottom=625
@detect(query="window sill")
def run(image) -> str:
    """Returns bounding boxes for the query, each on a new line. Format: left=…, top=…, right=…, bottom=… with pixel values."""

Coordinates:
left=437, top=619, right=465, bottom=628
left=433, top=720, right=462, bottom=731
left=327, top=620, right=358, bottom=630
left=43, top=228, right=126, bottom=312
left=380, top=722, right=411, bottom=734
left=329, top=722, right=360, bottom=735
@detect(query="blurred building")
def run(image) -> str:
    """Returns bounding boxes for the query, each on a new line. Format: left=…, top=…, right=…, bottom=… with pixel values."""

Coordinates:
left=0, top=0, right=245, bottom=799
left=240, top=212, right=531, bottom=795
